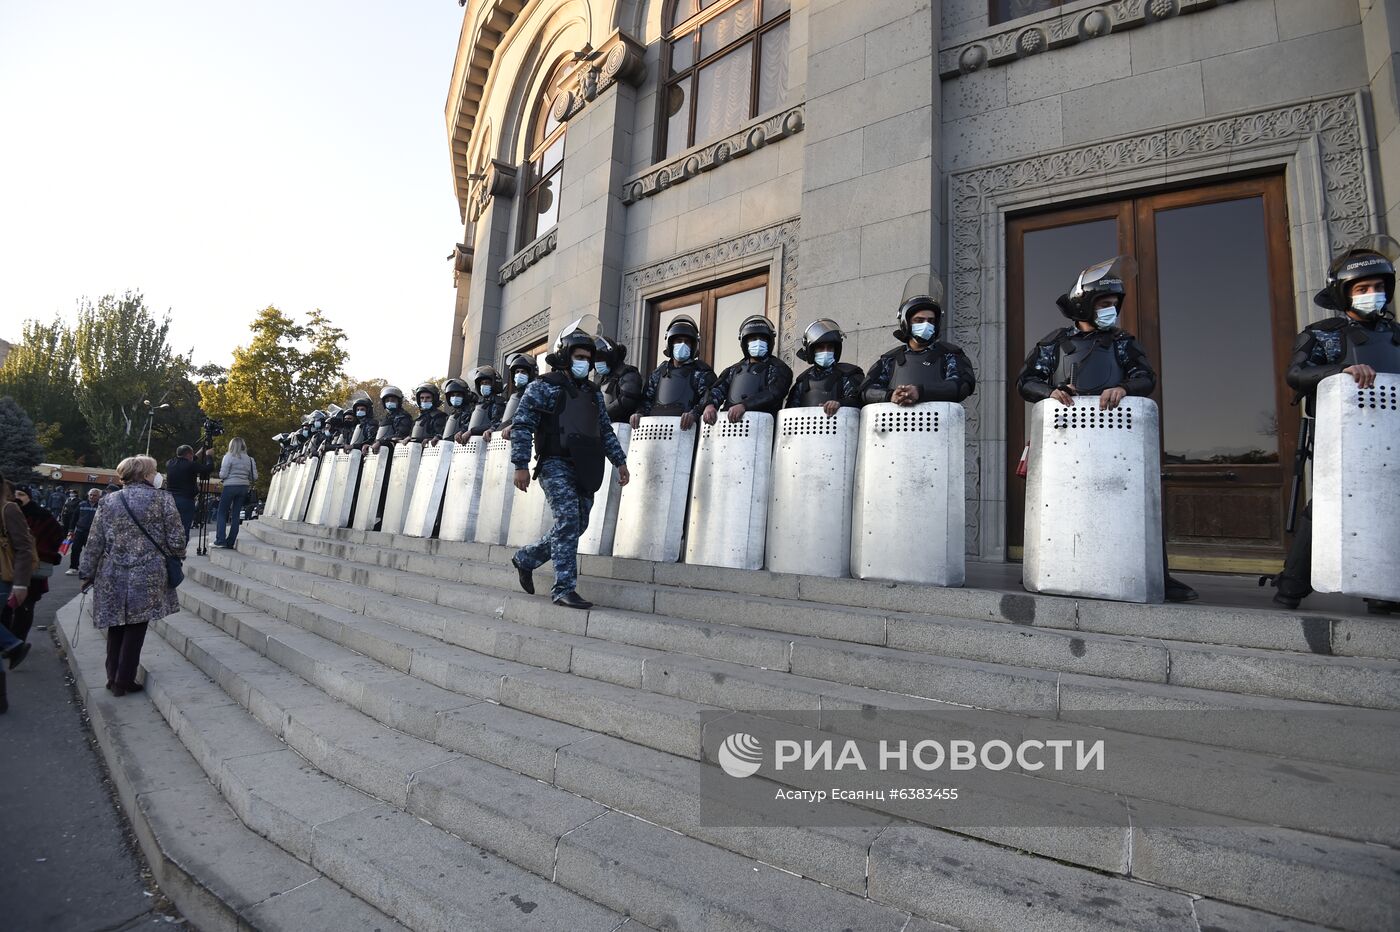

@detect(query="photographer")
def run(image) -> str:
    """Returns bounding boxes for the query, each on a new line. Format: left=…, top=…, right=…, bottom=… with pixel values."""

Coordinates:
left=166, top=444, right=213, bottom=536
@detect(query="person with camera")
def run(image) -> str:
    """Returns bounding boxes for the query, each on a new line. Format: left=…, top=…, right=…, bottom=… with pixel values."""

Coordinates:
left=165, top=443, right=213, bottom=536
left=213, top=437, right=257, bottom=549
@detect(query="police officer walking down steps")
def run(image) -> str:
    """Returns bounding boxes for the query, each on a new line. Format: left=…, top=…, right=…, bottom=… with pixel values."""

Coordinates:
left=1267, top=235, right=1400, bottom=614
left=630, top=314, right=716, bottom=430
left=510, top=316, right=630, bottom=609
left=703, top=315, right=793, bottom=423
left=1015, top=256, right=1197, bottom=603
left=860, top=275, right=976, bottom=406
left=786, top=318, right=865, bottom=414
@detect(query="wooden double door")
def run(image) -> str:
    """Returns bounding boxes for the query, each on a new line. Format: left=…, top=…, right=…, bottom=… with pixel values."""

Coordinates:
left=1006, top=176, right=1299, bottom=571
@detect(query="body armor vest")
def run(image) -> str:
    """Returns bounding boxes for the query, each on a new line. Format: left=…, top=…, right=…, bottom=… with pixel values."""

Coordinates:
left=795, top=367, right=843, bottom=406
left=725, top=360, right=768, bottom=406
left=1341, top=323, right=1400, bottom=373
left=441, top=413, right=461, bottom=440
left=501, top=390, right=525, bottom=427
left=653, top=364, right=699, bottom=415
left=466, top=399, right=497, bottom=435
left=889, top=347, right=961, bottom=397
left=373, top=424, right=393, bottom=442
left=602, top=367, right=642, bottom=423
left=1052, top=334, right=1125, bottom=394
left=348, top=423, right=370, bottom=448
left=535, top=374, right=605, bottom=493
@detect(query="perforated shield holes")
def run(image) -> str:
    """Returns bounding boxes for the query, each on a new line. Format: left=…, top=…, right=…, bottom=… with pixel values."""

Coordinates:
left=1052, top=407, right=1135, bottom=431
left=633, top=423, right=675, bottom=442
left=873, top=409, right=941, bottom=433
left=1356, top=385, right=1399, bottom=411
left=703, top=419, right=752, bottom=439
left=779, top=413, right=841, bottom=437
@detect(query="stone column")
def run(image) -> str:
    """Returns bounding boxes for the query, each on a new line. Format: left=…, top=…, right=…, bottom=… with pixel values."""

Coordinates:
left=461, top=161, right=517, bottom=368
left=1361, top=0, right=1400, bottom=235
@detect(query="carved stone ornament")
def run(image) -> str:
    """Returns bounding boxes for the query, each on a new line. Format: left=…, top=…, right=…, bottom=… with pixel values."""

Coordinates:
left=941, top=0, right=1223, bottom=79
left=467, top=159, right=518, bottom=223
left=497, top=229, right=558, bottom=286
left=496, top=308, right=551, bottom=353
left=622, top=104, right=805, bottom=204
left=554, top=30, right=647, bottom=126
left=451, top=243, right=474, bottom=286
left=947, top=93, right=1371, bottom=555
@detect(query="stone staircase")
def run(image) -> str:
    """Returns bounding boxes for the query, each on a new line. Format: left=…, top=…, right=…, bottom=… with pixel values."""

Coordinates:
left=56, top=516, right=1400, bottom=931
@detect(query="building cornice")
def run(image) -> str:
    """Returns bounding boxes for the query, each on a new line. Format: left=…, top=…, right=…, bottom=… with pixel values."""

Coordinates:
left=498, top=229, right=558, bottom=286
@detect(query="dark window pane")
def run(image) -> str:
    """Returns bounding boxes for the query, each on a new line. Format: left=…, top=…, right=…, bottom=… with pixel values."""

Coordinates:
left=695, top=45, right=753, bottom=144
left=762, top=0, right=790, bottom=24
left=1021, top=219, right=1118, bottom=354
left=758, top=21, right=789, bottom=114
left=670, top=35, right=694, bottom=74
left=991, top=0, right=1062, bottom=26
left=701, top=0, right=755, bottom=58
left=1155, top=197, right=1279, bottom=464
left=664, top=80, right=691, bottom=158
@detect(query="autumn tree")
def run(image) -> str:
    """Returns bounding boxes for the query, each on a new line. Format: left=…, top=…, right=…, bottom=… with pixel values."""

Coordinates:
left=0, top=316, right=90, bottom=463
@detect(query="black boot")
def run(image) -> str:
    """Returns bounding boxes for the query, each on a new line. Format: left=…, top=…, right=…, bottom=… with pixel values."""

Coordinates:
left=553, top=591, right=592, bottom=610
left=1164, top=575, right=1198, bottom=603
left=511, top=556, right=535, bottom=595
left=3, top=642, right=30, bottom=670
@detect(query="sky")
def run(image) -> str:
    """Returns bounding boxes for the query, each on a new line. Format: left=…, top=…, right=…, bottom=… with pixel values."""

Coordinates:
left=0, top=0, right=467, bottom=390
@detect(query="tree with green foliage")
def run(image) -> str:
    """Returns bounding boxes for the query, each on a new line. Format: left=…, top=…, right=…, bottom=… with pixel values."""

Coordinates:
left=0, top=396, right=46, bottom=481
left=0, top=315, right=90, bottom=463
left=198, top=307, right=349, bottom=495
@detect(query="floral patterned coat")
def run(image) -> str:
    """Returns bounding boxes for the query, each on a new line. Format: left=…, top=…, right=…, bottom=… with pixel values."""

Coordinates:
left=79, top=482, right=185, bottom=629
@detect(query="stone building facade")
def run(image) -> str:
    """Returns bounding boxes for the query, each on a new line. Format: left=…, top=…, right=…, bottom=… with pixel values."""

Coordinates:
left=444, top=0, right=1400, bottom=571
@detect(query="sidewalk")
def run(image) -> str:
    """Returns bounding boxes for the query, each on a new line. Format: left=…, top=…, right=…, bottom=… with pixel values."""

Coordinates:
left=0, top=572, right=184, bottom=931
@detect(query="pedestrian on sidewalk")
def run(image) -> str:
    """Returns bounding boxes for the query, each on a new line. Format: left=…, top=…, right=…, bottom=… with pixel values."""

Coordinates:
left=1, top=472, right=38, bottom=713
left=1, top=485, right=66, bottom=646
left=214, top=437, right=257, bottom=548
left=78, top=455, right=185, bottom=697
left=64, top=488, right=101, bottom=575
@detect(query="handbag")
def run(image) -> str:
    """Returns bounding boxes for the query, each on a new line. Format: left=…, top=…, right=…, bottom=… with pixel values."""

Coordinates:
left=119, top=493, right=185, bottom=588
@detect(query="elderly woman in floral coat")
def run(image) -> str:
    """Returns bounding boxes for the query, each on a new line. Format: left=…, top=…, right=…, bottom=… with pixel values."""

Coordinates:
left=79, top=455, right=185, bottom=696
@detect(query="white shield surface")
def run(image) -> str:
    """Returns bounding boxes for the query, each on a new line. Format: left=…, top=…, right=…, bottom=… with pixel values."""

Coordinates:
left=767, top=408, right=859, bottom=577
left=685, top=412, right=774, bottom=570
left=579, top=423, right=632, bottom=555
left=289, top=458, right=319, bottom=523
left=474, top=437, right=516, bottom=544
left=266, top=470, right=284, bottom=516
left=403, top=442, right=454, bottom=538
left=613, top=417, right=697, bottom=562
left=438, top=438, right=487, bottom=541
left=379, top=442, right=422, bottom=536
left=351, top=447, right=392, bottom=532
left=328, top=450, right=363, bottom=529
left=314, top=452, right=348, bottom=526
left=306, top=453, right=336, bottom=526
left=1023, top=397, right=1163, bottom=603
left=1313, top=373, right=1400, bottom=600
left=852, top=403, right=966, bottom=587
left=276, top=462, right=301, bottom=520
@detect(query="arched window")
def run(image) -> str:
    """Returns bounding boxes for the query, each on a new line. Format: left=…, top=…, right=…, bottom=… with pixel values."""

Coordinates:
left=660, top=0, right=790, bottom=161
left=520, top=63, right=570, bottom=247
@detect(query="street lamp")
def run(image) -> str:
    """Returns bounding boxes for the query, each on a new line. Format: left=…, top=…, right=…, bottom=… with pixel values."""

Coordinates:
left=143, top=399, right=172, bottom=457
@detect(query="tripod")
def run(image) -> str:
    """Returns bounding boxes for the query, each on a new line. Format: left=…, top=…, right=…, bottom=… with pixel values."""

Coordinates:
left=196, top=474, right=213, bottom=556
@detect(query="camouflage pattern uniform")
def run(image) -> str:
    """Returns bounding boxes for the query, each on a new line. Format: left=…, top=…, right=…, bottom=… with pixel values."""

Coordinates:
left=509, top=377, right=627, bottom=598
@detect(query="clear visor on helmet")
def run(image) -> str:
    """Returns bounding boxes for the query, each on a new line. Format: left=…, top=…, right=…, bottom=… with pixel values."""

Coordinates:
left=900, top=273, right=945, bottom=310
left=325, top=404, right=344, bottom=418
left=1069, top=255, right=1137, bottom=303
left=554, top=314, right=602, bottom=354
left=802, top=318, right=844, bottom=346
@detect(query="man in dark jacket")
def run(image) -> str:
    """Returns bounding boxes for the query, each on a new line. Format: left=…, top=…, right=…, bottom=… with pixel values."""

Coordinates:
left=64, top=488, right=101, bottom=575
left=594, top=335, right=644, bottom=424
left=166, top=444, right=213, bottom=535
left=861, top=274, right=976, bottom=406
left=786, top=318, right=865, bottom=414
left=703, top=315, right=793, bottom=424
left=629, top=314, right=715, bottom=431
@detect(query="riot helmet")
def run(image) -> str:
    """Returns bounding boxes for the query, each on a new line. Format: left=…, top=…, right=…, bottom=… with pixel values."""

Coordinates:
left=737, top=315, right=776, bottom=358
left=413, top=382, right=441, bottom=409
left=547, top=314, right=601, bottom=369
left=1057, top=256, right=1135, bottom=324
left=323, top=404, right=344, bottom=429
left=379, top=385, right=404, bottom=411
left=894, top=274, right=945, bottom=343
left=797, top=318, right=846, bottom=363
left=442, top=377, right=471, bottom=409
left=466, top=365, right=501, bottom=397
left=309, top=409, right=328, bottom=429
left=347, top=390, right=373, bottom=415
left=1319, top=234, right=1398, bottom=317
left=663, top=314, right=700, bottom=360
left=594, top=334, right=625, bottom=367
left=504, top=352, right=539, bottom=386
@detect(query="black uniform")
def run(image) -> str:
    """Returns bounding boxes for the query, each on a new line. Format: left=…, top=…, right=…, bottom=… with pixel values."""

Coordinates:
left=862, top=342, right=977, bottom=404
left=1015, top=326, right=1154, bottom=401
left=412, top=408, right=450, bottom=441
left=465, top=392, right=506, bottom=436
left=638, top=360, right=716, bottom=419
left=708, top=356, right=794, bottom=415
left=378, top=407, right=414, bottom=444
left=786, top=362, right=865, bottom=408
left=601, top=364, right=645, bottom=423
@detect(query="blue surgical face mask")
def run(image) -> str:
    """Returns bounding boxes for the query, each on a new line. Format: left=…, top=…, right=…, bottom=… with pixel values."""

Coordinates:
left=814, top=350, right=836, bottom=368
left=594, top=362, right=610, bottom=377
left=448, top=396, right=464, bottom=407
left=1094, top=307, right=1119, bottom=330
left=513, top=373, right=529, bottom=387
left=355, top=408, right=367, bottom=417
left=911, top=322, right=936, bottom=342
left=313, top=419, right=324, bottom=429
left=672, top=341, right=692, bottom=361
left=570, top=360, right=591, bottom=380
left=1353, top=292, right=1388, bottom=316
left=748, top=339, right=769, bottom=358
left=479, top=384, right=492, bottom=397
left=419, top=399, right=435, bottom=410
left=385, top=401, right=399, bottom=410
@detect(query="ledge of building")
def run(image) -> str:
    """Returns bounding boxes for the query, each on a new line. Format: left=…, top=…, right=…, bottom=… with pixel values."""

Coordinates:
left=497, top=227, right=558, bottom=286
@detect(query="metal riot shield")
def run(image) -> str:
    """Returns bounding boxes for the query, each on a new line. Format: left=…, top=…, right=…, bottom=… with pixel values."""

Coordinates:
left=403, top=442, right=454, bottom=538
left=351, top=447, right=392, bottom=532
left=1023, top=397, right=1163, bottom=603
left=1313, top=373, right=1400, bottom=600
left=474, top=436, right=516, bottom=544
left=379, top=442, right=422, bottom=536
left=506, top=471, right=552, bottom=547
left=851, top=402, right=965, bottom=586
left=327, top=449, right=363, bottom=529
left=290, top=457, right=321, bottom=524
left=766, top=408, right=859, bottom=577
left=613, top=417, right=697, bottom=563
left=579, top=423, right=632, bottom=555
left=266, top=469, right=285, bottom=517
left=306, top=455, right=336, bottom=526
left=685, top=412, right=774, bottom=570
left=438, top=438, right=487, bottom=542
left=276, top=462, right=301, bottom=520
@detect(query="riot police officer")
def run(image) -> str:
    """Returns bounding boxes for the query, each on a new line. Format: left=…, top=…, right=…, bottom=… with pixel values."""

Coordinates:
left=595, top=334, right=643, bottom=424
left=458, top=365, right=506, bottom=441
left=442, top=378, right=472, bottom=440
left=703, top=316, right=793, bottom=424
left=861, top=275, right=976, bottom=405
left=1016, top=256, right=1197, bottom=603
left=630, top=314, right=715, bottom=431
left=302, top=409, right=331, bottom=459
left=372, top=385, right=415, bottom=451
left=344, top=391, right=377, bottom=449
left=510, top=317, right=630, bottom=609
left=786, top=318, right=865, bottom=415
left=411, top=382, right=449, bottom=443
left=1268, top=235, right=1400, bottom=613
left=487, top=353, right=539, bottom=441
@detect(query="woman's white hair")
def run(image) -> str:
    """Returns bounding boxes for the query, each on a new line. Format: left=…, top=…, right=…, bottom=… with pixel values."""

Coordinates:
left=115, top=455, right=158, bottom=484
left=227, top=437, right=247, bottom=457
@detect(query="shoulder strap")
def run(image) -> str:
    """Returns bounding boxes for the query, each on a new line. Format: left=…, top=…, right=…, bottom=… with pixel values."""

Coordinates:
left=119, top=493, right=173, bottom=560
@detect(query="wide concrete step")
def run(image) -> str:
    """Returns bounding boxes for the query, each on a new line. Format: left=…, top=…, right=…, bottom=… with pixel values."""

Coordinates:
left=51, top=598, right=408, bottom=932
left=255, top=516, right=1400, bottom=662
left=170, top=571, right=1400, bottom=929
left=204, top=540, right=1400, bottom=775
left=240, top=522, right=1400, bottom=711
